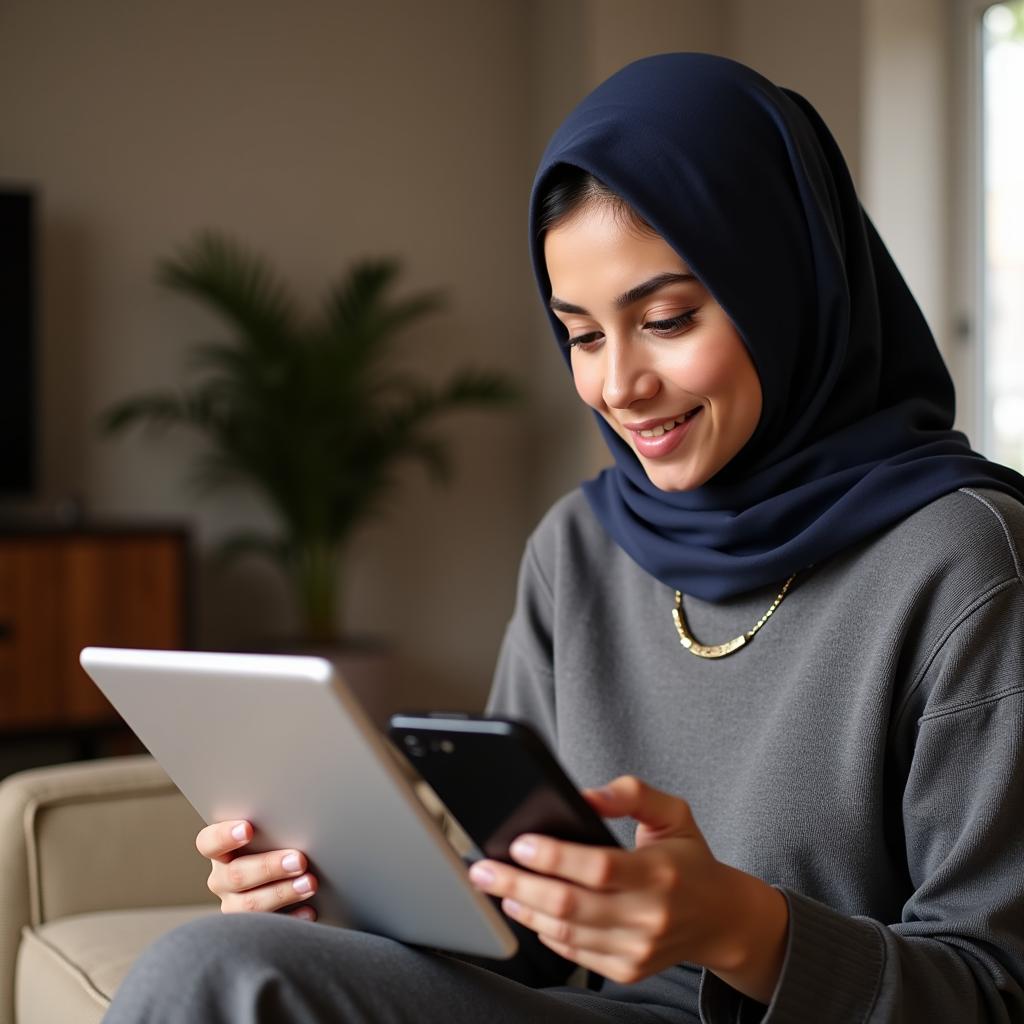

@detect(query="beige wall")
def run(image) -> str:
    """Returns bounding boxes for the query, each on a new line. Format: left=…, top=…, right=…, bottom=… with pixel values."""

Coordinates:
left=0, top=0, right=960, bottom=711
left=0, top=0, right=537, bottom=709
left=863, top=0, right=959, bottom=410
left=728, top=0, right=864, bottom=182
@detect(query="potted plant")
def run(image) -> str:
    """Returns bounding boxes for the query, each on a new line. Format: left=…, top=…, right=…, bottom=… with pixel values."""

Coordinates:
left=100, top=231, right=519, bottom=654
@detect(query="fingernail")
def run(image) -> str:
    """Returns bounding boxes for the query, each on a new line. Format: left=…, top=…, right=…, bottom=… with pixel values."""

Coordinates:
left=293, top=906, right=315, bottom=921
left=469, top=863, right=495, bottom=886
left=510, top=838, right=536, bottom=862
left=293, top=875, right=312, bottom=894
left=503, top=898, right=522, bottom=916
left=231, top=823, right=248, bottom=841
left=281, top=852, right=301, bottom=873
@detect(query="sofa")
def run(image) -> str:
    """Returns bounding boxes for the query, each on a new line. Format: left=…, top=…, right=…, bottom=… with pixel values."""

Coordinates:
left=0, top=755, right=217, bottom=1024
left=0, top=750, right=472, bottom=1024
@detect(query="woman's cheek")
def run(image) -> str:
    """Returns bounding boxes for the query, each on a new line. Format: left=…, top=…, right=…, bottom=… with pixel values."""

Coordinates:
left=655, top=338, right=733, bottom=399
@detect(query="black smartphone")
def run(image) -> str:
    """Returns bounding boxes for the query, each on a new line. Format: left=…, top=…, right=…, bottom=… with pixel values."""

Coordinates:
left=388, top=713, right=621, bottom=864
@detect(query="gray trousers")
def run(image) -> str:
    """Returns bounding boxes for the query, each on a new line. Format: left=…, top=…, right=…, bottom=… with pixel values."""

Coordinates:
left=102, top=913, right=698, bottom=1023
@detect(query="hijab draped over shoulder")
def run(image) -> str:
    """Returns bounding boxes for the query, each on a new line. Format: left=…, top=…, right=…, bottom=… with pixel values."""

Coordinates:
left=529, top=52, right=1024, bottom=601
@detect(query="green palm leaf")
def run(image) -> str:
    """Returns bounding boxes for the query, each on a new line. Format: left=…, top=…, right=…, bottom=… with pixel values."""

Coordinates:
left=159, top=232, right=298, bottom=351
left=99, top=230, right=520, bottom=642
left=99, top=393, right=192, bottom=434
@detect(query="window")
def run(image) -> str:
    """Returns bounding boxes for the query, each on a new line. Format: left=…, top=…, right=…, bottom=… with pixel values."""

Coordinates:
left=980, top=1, right=1024, bottom=468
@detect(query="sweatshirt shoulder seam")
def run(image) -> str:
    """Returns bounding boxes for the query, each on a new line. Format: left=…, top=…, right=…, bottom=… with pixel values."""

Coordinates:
left=959, top=487, right=1024, bottom=582
left=892, top=576, right=1020, bottom=727
left=918, top=684, right=1024, bottom=723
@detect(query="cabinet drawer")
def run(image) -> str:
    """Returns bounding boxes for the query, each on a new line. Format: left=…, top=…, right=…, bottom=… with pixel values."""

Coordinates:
left=0, top=530, right=187, bottom=730
left=0, top=539, right=64, bottom=728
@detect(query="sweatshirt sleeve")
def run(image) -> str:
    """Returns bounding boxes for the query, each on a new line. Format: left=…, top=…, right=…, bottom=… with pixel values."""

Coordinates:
left=700, top=581, right=1024, bottom=1023
left=485, top=536, right=559, bottom=751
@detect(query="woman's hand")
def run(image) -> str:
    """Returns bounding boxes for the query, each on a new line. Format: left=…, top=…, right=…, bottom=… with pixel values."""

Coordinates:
left=196, top=820, right=319, bottom=921
left=467, top=776, right=789, bottom=1003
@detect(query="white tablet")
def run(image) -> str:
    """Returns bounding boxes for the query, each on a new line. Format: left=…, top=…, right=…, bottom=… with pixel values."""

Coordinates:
left=79, top=646, right=517, bottom=959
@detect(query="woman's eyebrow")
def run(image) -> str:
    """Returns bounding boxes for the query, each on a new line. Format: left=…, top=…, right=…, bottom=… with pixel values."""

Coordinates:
left=549, top=272, right=696, bottom=315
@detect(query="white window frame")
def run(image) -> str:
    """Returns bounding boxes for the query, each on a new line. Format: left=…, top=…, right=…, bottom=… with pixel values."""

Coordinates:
left=950, top=0, right=988, bottom=451
left=951, top=0, right=1023, bottom=457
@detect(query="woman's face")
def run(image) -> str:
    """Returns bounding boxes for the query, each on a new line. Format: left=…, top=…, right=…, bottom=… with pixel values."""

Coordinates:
left=544, top=203, right=762, bottom=491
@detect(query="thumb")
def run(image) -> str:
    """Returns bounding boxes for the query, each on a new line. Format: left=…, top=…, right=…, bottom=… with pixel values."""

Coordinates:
left=584, top=775, right=700, bottom=844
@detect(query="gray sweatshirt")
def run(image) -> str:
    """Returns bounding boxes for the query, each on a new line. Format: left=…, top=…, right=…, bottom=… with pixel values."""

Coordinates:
left=485, top=486, right=1024, bottom=1023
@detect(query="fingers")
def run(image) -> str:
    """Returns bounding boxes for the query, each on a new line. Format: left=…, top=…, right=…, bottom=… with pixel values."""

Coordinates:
left=197, top=821, right=318, bottom=915
left=469, top=854, right=628, bottom=926
left=506, top=833, right=640, bottom=890
left=196, top=820, right=253, bottom=863
left=585, top=776, right=697, bottom=838
left=209, top=848, right=312, bottom=901
left=220, top=870, right=318, bottom=914
left=469, top=856, right=670, bottom=982
left=211, top=847, right=307, bottom=891
left=465, top=779, right=716, bottom=987
left=214, top=850, right=318, bottom=913
left=501, top=894, right=640, bottom=957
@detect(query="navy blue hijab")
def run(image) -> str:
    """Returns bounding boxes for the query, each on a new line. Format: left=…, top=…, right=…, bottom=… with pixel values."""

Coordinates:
left=529, top=52, right=1024, bottom=602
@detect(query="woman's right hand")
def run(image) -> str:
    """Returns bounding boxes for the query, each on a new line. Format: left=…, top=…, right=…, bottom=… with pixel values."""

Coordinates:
left=196, top=820, right=319, bottom=921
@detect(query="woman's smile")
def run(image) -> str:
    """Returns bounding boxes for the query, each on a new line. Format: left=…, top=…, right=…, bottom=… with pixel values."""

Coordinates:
left=624, top=406, right=704, bottom=458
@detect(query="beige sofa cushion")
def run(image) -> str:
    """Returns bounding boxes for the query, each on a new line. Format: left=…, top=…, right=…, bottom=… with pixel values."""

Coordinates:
left=15, top=905, right=216, bottom=1024
left=29, top=785, right=211, bottom=924
left=0, top=756, right=215, bottom=1024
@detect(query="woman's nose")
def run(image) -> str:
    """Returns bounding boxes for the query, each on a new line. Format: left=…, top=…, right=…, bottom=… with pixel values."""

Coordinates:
left=602, top=340, right=659, bottom=409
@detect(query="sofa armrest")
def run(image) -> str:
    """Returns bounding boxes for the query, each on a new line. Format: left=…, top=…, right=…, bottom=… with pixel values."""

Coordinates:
left=0, top=755, right=214, bottom=1024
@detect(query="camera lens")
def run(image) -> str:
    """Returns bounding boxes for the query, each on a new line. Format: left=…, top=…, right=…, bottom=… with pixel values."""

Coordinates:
left=402, top=734, right=425, bottom=757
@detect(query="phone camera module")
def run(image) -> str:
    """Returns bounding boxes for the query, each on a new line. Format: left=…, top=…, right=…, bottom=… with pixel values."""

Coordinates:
left=402, top=734, right=426, bottom=757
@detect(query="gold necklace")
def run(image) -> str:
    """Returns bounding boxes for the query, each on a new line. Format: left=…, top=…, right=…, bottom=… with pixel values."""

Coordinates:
left=672, top=572, right=798, bottom=658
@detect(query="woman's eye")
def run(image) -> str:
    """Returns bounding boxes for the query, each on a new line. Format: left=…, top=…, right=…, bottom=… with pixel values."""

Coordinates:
left=565, top=331, right=603, bottom=349
left=644, top=311, right=698, bottom=335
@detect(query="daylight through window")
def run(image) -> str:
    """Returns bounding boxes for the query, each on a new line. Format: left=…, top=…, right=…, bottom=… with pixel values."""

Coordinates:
left=982, top=1, right=1024, bottom=469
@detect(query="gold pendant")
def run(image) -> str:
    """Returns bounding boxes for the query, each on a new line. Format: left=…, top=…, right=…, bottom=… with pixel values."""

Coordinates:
left=671, top=607, right=748, bottom=658
left=671, top=572, right=797, bottom=659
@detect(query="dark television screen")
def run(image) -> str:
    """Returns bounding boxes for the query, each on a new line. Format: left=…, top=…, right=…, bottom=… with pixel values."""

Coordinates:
left=0, top=190, right=35, bottom=496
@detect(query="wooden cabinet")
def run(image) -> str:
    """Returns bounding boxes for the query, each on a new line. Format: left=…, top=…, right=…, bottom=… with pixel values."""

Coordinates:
left=0, top=528, right=189, bottom=732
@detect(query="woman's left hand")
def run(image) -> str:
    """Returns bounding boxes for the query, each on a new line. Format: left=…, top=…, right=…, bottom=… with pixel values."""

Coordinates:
left=467, top=775, right=789, bottom=1002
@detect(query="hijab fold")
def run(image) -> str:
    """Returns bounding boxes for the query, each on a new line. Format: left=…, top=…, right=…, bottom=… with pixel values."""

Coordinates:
left=529, top=53, right=1024, bottom=601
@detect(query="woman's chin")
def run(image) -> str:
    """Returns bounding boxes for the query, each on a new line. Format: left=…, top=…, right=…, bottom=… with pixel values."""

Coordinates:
left=642, top=464, right=708, bottom=493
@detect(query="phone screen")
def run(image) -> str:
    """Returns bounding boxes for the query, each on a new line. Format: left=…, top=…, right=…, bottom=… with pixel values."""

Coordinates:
left=388, top=714, right=620, bottom=863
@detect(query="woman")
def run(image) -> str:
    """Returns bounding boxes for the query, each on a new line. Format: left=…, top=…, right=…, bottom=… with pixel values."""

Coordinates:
left=105, top=53, right=1024, bottom=1023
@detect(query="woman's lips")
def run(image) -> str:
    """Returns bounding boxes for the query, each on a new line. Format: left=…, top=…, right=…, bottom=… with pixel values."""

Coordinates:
left=625, top=407, right=703, bottom=458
